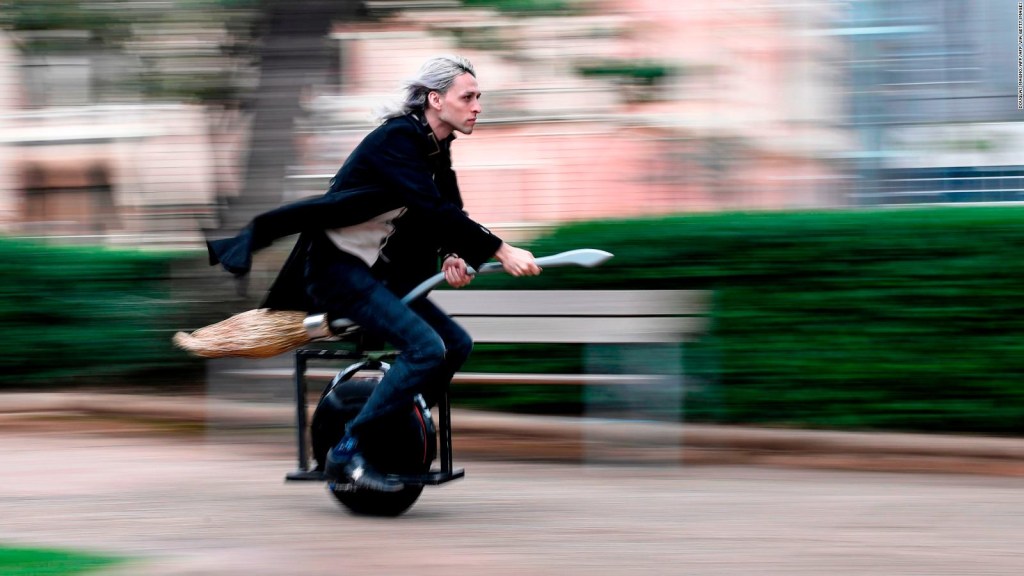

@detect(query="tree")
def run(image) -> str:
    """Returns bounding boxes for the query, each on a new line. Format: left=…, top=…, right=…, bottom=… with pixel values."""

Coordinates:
left=220, top=0, right=365, bottom=231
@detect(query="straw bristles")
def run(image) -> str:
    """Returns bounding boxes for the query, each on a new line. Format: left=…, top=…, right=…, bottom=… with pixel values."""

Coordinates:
left=173, top=308, right=314, bottom=359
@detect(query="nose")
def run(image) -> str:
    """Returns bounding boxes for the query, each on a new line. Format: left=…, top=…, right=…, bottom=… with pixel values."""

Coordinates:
left=472, top=97, right=482, bottom=114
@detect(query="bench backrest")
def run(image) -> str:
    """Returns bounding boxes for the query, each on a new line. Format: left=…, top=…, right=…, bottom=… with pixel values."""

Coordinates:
left=429, top=289, right=711, bottom=344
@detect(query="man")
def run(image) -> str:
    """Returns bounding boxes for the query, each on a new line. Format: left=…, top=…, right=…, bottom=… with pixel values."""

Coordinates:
left=208, top=55, right=540, bottom=491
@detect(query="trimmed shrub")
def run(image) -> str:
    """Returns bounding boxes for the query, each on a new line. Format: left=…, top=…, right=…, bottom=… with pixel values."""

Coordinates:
left=457, top=207, right=1024, bottom=434
left=0, top=238, right=200, bottom=386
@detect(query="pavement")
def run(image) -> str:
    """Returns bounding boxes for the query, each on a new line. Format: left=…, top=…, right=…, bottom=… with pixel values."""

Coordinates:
left=4, top=422, right=1024, bottom=575
left=3, top=391, right=1024, bottom=477
left=4, top=392, right=1024, bottom=575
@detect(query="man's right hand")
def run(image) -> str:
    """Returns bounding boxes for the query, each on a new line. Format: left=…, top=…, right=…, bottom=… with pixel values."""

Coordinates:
left=494, top=242, right=541, bottom=277
left=442, top=254, right=473, bottom=288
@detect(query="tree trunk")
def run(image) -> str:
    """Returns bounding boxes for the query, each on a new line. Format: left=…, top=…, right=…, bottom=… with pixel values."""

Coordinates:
left=220, top=0, right=362, bottom=231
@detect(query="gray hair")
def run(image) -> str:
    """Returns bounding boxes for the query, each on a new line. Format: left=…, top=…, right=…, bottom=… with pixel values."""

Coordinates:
left=376, top=55, right=476, bottom=122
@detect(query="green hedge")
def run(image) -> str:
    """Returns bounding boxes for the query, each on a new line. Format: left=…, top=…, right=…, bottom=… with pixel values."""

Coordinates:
left=0, top=238, right=199, bottom=387
left=9, top=205, right=1024, bottom=435
left=457, top=207, right=1024, bottom=434
left=577, top=60, right=674, bottom=84
left=461, top=0, right=572, bottom=13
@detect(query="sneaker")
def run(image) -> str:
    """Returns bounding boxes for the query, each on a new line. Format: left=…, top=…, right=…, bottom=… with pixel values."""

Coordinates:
left=325, top=436, right=404, bottom=493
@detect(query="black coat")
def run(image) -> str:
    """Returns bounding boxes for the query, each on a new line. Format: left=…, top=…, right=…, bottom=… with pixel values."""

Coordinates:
left=207, top=113, right=503, bottom=312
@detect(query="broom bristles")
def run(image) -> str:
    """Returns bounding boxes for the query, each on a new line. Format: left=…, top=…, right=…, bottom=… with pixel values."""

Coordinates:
left=173, top=308, right=315, bottom=359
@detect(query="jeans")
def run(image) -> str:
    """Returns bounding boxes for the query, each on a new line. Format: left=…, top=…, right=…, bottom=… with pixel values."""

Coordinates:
left=305, top=234, right=472, bottom=437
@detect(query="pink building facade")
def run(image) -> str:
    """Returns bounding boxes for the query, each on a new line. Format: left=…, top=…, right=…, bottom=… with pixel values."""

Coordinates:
left=293, top=3, right=852, bottom=238
left=0, top=2, right=855, bottom=244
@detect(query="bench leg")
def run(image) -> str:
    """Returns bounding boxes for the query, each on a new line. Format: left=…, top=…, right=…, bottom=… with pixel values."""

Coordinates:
left=294, top=353, right=309, bottom=472
left=439, top=388, right=454, bottom=474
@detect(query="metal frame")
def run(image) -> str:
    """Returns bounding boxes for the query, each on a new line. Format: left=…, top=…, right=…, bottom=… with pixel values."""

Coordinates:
left=275, top=250, right=613, bottom=487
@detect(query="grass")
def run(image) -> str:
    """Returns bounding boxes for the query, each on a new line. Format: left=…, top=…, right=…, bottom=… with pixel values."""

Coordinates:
left=0, top=545, right=124, bottom=576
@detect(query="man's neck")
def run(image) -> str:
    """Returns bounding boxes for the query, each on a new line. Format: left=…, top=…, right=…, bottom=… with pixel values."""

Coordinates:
left=424, top=109, right=453, bottom=141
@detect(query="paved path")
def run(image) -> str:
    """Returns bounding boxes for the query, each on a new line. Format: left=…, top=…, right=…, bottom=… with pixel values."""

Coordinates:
left=2, top=428, right=1023, bottom=575
left=6, top=392, right=1024, bottom=475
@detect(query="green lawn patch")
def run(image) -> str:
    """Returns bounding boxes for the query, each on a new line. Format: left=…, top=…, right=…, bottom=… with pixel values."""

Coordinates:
left=0, top=545, right=124, bottom=575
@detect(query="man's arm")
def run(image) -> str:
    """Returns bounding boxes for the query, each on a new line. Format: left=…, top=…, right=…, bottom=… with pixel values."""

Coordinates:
left=493, top=242, right=541, bottom=277
left=370, top=123, right=503, bottom=268
left=207, top=184, right=397, bottom=276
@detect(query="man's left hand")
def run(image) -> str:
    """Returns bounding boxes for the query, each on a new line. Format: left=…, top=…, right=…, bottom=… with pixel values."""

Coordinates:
left=443, top=255, right=473, bottom=288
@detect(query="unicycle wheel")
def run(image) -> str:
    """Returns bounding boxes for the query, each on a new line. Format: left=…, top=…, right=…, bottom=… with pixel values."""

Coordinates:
left=311, top=372, right=435, bottom=516
left=328, top=482, right=425, bottom=517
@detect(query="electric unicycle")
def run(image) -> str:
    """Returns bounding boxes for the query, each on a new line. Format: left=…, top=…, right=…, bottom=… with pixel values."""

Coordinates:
left=286, top=346, right=463, bottom=517
left=310, top=359, right=439, bottom=516
left=283, top=249, right=613, bottom=516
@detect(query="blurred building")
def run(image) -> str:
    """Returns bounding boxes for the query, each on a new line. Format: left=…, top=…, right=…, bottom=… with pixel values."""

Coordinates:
left=0, top=32, right=17, bottom=221
left=292, top=2, right=854, bottom=237
left=0, top=25, right=241, bottom=246
left=2, top=0, right=1020, bottom=245
left=2, top=103, right=221, bottom=243
left=844, top=0, right=1024, bottom=204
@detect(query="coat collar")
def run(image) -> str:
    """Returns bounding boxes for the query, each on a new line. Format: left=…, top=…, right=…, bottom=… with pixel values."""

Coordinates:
left=409, top=111, right=456, bottom=156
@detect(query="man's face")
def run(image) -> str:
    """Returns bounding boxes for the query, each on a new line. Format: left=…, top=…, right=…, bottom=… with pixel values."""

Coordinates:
left=435, top=72, right=482, bottom=136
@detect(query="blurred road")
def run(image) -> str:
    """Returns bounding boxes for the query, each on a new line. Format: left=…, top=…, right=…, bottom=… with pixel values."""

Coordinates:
left=2, top=429, right=1023, bottom=575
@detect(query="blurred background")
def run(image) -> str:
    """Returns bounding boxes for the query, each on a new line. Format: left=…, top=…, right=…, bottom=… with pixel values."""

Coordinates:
left=2, top=0, right=1024, bottom=435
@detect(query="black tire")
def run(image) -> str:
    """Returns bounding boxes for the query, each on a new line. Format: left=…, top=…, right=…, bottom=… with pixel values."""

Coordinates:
left=311, top=368, right=435, bottom=517
left=330, top=483, right=425, bottom=517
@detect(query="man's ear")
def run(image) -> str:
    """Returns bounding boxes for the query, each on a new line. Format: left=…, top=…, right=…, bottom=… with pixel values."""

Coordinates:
left=427, top=90, right=442, bottom=110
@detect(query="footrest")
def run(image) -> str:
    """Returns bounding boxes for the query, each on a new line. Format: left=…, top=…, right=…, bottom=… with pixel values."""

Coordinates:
left=286, top=468, right=465, bottom=485
left=285, top=469, right=327, bottom=482
left=390, top=468, right=465, bottom=486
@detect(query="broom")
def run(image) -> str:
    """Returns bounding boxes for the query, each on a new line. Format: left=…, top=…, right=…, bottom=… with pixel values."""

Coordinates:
left=172, top=249, right=612, bottom=359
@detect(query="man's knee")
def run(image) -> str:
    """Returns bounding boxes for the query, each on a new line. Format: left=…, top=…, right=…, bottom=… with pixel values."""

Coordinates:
left=407, top=335, right=447, bottom=370
left=445, top=332, right=473, bottom=369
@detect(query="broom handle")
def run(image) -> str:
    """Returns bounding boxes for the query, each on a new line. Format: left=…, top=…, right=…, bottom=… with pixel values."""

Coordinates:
left=401, top=248, right=613, bottom=303
left=320, top=248, right=612, bottom=335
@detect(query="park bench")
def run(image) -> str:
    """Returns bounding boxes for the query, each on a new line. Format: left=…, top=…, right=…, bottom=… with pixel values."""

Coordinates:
left=286, top=288, right=713, bottom=472
left=431, top=288, right=711, bottom=384
left=271, top=289, right=712, bottom=384
left=212, top=288, right=713, bottom=470
left=217, top=289, right=712, bottom=402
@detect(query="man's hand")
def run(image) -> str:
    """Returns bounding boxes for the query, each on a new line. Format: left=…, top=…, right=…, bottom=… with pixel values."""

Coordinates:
left=494, top=242, right=542, bottom=277
left=442, top=254, right=473, bottom=288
